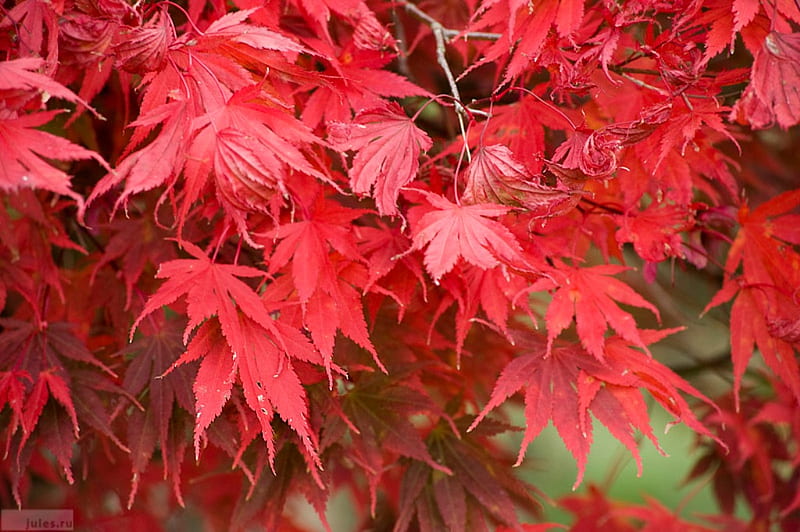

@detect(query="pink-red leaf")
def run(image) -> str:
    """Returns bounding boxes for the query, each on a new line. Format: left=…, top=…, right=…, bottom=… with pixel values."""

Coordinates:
left=329, top=103, right=432, bottom=215
left=409, top=191, right=524, bottom=282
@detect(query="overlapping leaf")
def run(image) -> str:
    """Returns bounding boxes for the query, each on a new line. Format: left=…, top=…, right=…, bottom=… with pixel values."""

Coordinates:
left=470, top=330, right=719, bottom=488
left=408, top=191, right=524, bottom=283
left=526, top=263, right=660, bottom=361
left=328, top=104, right=432, bottom=215
left=705, top=190, right=800, bottom=408
left=132, top=242, right=323, bottom=468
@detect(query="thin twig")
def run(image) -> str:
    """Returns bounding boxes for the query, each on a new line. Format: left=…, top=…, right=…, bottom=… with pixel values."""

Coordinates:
left=403, top=2, right=472, bottom=159
left=403, top=2, right=501, bottom=41
left=620, top=72, right=670, bottom=96
left=391, top=8, right=412, bottom=80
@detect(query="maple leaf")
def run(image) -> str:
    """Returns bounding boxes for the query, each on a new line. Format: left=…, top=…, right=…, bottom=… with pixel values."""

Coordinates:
left=356, top=222, right=428, bottom=315
left=91, top=214, right=177, bottom=309
left=551, top=127, right=620, bottom=180
left=407, top=191, right=524, bottom=283
left=0, top=320, right=126, bottom=503
left=132, top=242, right=324, bottom=468
left=324, top=368, right=453, bottom=514
left=120, top=321, right=195, bottom=508
left=561, top=485, right=719, bottom=531
left=300, top=37, right=430, bottom=127
left=0, top=57, right=86, bottom=107
left=112, top=8, right=175, bottom=74
left=183, top=84, right=325, bottom=239
left=199, top=7, right=307, bottom=55
left=527, top=263, right=660, bottom=361
left=462, top=144, right=579, bottom=216
left=302, top=270, right=383, bottom=378
left=86, top=99, right=192, bottom=218
left=131, top=241, right=271, bottom=344
left=615, top=201, right=696, bottom=264
left=395, top=415, right=540, bottom=531
left=469, top=330, right=718, bottom=489
left=734, top=31, right=800, bottom=129
left=466, top=0, right=585, bottom=84
left=328, top=103, right=432, bottom=215
left=426, top=264, right=536, bottom=363
left=0, top=110, right=107, bottom=205
left=705, top=190, right=800, bottom=408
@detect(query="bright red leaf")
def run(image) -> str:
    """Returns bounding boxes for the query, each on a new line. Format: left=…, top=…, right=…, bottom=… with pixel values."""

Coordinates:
left=528, top=263, right=660, bottom=361
left=328, top=103, right=432, bottom=215
left=408, top=190, right=524, bottom=283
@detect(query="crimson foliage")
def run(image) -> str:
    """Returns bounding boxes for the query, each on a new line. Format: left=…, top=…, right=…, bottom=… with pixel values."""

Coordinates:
left=2, top=0, right=800, bottom=529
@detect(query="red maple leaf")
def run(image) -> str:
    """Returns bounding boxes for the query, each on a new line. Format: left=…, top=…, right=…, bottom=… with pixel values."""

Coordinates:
left=323, top=368, right=453, bottom=514
left=705, top=190, right=800, bottom=408
left=132, top=242, right=324, bottom=469
left=615, top=201, right=696, bottom=264
left=112, top=8, right=174, bottom=74
left=183, top=84, right=325, bottom=238
left=407, top=191, right=524, bottom=283
left=86, top=99, right=192, bottom=218
left=328, top=103, right=432, bottom=215
left=462, top=144, right=579, bottom=216
left=0, top=320, right=127, bottom=504
left=469, top=330, right=719, bottom=488
left=301, top=38, right=429, bottom=127
left=734, top=31, right=800, bottom=129
left=120, top=321, right=195, bottom=508
left=527, top=263, right=660, bottom=361
left=395, top=415, right=540, bottom=531
left=261, top=197, right=367, bottom=304
left=0, top=110, right=107, bottom=205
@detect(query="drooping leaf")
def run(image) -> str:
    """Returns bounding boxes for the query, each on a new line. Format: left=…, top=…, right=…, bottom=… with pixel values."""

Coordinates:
left=329, top=103, right=432, bottom=215
left=530, top=263, right=660, bottom=361
left=705, top=190, right=800, bottom=407
left=470, top=330, right=719, bottom=489
left=0, top=111, right=106, bottom=205
left=462, top=144, right=578, bottom=216
left=395, top=415, right=540, bottom=532
left=734, top=31, right=800, bottom=129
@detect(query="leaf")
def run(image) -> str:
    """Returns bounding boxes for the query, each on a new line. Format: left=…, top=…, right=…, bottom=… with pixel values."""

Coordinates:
left=183, top=84, right=326, bottom=238
left=615, top=202, right=696, bottom=263
left=329, top=103, right=432, bottom=215
left=303, top=273, right=383, bottom=379
left=538, top=263, right=660, bottom=361
left=87, top=99, right=192, bottom=216
left=735, top=32, right=800, bottom=129
left=468, top=0, right=559, bottom=84
left=395, top=415, right=539, bottom=531
left=235, top=314, right=320, bottom=469
left=91, top=215, right=177, bottom=308
left=0, top=57, right=86, bottom=105
left=0, top=320, right=124, bottom=495
left=706, top=190, right=800, bottom=407
left=462, top=144, right=578, bottom=216
left=470, top=330, right=718, bottom=489
left=332, top=368, right=453, bottom=513
left=121, top=321, right=195, bottom=507
left=134, top=243, right=324, bottom=468
left=201, top=8, right=307, bottom=54
left=0, top=111, right=106, bottom=205
left=262, top=197, right=366, bottom=304
left=131, top=240, right=269, bottom=345
left=408, top=191, right=524, bottom=283
left=113, top=8, right=174, bottom=73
